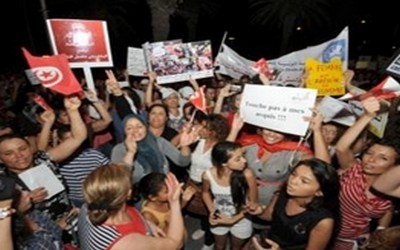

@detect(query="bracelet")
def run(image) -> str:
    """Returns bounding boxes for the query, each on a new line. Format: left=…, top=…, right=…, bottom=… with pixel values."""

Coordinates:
left=376, top=226, right=386, bottom=230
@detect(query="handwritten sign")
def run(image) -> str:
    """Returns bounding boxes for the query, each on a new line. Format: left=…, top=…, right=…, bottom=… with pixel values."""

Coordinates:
left=305, top=58, right=345, bottom=96
left=46, top=19, right=113, bottom=68
left=127, top=47, right=147, bottom=76
left=240, top=85, right=317, bottom=136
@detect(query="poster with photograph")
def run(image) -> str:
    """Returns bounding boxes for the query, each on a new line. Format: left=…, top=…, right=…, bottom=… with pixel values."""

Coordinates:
left=46, top=19, right=113, bottom=68
left=143, top=39, right=213, bottom=84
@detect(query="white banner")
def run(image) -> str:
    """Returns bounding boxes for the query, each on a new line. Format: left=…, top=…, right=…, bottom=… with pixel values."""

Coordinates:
left=240, top=85, right=317, bottom=136
left=215, top=27, right=348, bottom=86
left=214, top=44, right=258, bottom=80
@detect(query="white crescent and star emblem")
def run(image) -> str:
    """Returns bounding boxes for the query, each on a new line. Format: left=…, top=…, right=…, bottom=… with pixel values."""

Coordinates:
left=32, top=66, right=63, bottom=88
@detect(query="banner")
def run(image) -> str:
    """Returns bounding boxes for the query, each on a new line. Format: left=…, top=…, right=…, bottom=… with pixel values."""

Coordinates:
left=215, top=26, right=348, bottom=86
left=240, top=85, right=317, bottom=136
left=214, top=44, right=258, bottom=80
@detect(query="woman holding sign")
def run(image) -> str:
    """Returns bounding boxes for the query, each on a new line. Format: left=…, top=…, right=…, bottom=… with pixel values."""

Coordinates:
left=0, top=96, right=87, bottom=221
left=227, top=106, right=333, bottom=234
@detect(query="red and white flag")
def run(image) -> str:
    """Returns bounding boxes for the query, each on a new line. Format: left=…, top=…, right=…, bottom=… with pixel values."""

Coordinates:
left=22, top=48, right=82, bottom=96
left=189, top=86, right=207, bottom=114
left=340, top=76, right=400, bottom=101
left=252, top=58, right=273, bottom=79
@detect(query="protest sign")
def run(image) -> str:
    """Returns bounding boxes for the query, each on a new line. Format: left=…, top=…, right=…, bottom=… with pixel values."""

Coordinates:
left=143, top=39, right=213, bottom=84
left=127, top=47, right=147, bottom=76
left=46, top=19, right=113, bottom=68
left=305, top=58, right=345, bottom=96
left=240, top=85, right=317, bottom=136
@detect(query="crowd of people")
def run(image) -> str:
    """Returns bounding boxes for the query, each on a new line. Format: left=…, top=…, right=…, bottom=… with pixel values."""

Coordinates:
left=0, top=66, right=400, bottom=250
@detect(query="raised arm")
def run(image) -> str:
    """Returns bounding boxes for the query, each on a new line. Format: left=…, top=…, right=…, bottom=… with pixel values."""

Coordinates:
left=214, top=84, right=235, bottom=114
left=144, top=72, right=157, bottom=108
left=112, top=173, right=185, bottom=250
left=335, top=97, right=380, bottom=171
left=84, top=89, right=112, bottom=133
left=36, top=109, right=56, bottom=151
left=310, top=111, right=331, bottom=163
left=372, top=166, right=400, bottom=198
left=47, top=96, right=87, bottom=162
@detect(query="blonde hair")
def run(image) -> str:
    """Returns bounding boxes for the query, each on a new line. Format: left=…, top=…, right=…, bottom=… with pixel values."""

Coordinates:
left=83, top=163, right=132, bottom=225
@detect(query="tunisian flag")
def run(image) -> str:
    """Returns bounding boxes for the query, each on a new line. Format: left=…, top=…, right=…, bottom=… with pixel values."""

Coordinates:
left=22, top=48, right=82, bottom=95
left=189, top=86, right=207, bottom=114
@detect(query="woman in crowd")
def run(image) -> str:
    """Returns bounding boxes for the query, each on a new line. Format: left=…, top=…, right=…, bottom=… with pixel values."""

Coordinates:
left=0, top=96, right=87, bottom=221
left=249, top=158, right=340, bottom=250
left=78, top=163, right=185, bottom=250
left=105, top=70, right=197, bottom=184
left=202, top=141, right=258, bottom=250
left=333, top=97, right=398, bottom=249
left=184, top=113, right=230, bottom=249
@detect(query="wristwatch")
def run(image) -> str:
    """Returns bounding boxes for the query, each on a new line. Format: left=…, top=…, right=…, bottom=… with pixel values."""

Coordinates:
left=0, top=207, right=11, bottom=219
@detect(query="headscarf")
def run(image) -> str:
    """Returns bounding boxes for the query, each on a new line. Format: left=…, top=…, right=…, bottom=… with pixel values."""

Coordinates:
left=122, top=114, right=165, bottom=174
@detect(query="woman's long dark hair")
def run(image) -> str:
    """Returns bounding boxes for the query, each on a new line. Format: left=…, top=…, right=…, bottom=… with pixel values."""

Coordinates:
left=284, top=158, right=341, bottom=245
left=211, top=141, right=247, bottom=212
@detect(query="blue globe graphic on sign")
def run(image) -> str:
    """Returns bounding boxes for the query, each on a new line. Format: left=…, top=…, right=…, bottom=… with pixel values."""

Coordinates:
left=322, top=39, right=346, bottom=63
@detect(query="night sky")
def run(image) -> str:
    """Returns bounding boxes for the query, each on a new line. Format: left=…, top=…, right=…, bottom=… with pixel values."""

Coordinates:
left=1, top=0, right=398, bottom=74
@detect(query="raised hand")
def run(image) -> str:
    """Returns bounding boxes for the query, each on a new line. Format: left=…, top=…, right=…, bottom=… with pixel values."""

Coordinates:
left=64, top=96, right=81, bottom=111
left=105, top=70, right=123, bottom=96
left=362, top=97, right=380, bottom=117
left=165, top=172, right=182, bottom=204
left=84, top=88, right=99, bottom=103
left=40, top=109, right=56, bottom=125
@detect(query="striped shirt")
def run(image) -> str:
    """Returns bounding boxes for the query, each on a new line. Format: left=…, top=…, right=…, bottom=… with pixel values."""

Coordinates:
left=78, top=205, right=151, bottom=250
left=334, top=160, right=392, bottom=249
left=59, top=149, right=110, bottom=202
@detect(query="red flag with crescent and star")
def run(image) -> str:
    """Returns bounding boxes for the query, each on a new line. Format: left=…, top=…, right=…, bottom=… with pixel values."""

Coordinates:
left=22, top=47, right=82, bottom=96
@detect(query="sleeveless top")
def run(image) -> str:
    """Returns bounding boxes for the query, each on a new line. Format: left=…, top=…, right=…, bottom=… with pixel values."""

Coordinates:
left=205, top=169, right=237, bottom=217
left=141, top=200, right=170, bottom=231
left=189, top=139, right=213, bottom=183
left=268, top=194, right=333, bottom=249
left=78, top=205, right=151, bottom=250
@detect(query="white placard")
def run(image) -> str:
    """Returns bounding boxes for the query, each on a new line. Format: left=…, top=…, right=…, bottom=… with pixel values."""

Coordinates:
left=240, top=85, right=317, bottom=136
left=127, top=47, right=147, bottom=76
left=19, top=163, right=65, bottom=199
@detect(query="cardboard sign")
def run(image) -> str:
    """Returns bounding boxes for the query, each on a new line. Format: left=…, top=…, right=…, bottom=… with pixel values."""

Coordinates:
left=46, top=19, right=113, bottom=68
left=305, top=58, right=345, bottom=96
left=143, top=40, right=213, bottom=84
left=127, top=47, right=147, bottom=76
left=240, top=85, right=317, bottom=136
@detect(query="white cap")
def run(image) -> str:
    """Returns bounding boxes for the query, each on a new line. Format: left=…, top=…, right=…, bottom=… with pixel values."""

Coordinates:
left=178, top=86, right=194, bottom=99
left=160, top=87, right=179, bottom=99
